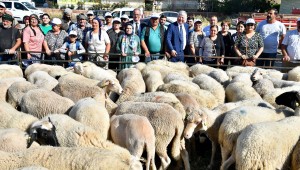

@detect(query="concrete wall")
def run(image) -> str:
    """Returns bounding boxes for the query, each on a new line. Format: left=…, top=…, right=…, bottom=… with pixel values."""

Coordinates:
left=280, top=0, right=300, bottom=14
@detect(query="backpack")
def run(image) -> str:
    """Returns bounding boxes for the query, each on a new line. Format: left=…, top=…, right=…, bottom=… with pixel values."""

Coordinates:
left=144, top=25, right=165, bottom=53
left=66, top=41, right=81, bottom=50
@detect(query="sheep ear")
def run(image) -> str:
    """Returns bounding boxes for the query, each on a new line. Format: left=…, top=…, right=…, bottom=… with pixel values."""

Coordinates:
left=99, top=79, right=110, bottom=88
left=275, top=91, right=299, bottom=109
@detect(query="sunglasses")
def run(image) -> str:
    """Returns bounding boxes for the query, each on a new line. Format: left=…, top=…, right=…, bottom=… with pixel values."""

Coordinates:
left=246, top=23, right=254, bottom=26
left=69, top=35, right=77, bottom=38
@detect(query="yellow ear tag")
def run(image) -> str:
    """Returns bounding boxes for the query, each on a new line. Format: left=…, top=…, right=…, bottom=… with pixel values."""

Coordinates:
left=201, top=121, right=208, bottom=131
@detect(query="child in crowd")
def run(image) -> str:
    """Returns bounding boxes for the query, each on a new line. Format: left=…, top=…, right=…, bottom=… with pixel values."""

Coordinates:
left=59, top=31, right=85, bottom=67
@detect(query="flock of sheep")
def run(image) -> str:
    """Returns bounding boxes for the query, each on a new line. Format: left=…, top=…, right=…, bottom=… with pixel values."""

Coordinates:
left=0, top=60, right=300, bottom=170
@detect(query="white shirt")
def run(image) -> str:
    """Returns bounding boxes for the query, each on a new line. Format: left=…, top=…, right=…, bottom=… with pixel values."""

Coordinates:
left=282, top=29, right=300, bottom=61
left=133, top=21, right=140, bottom=36
left=178, top=23, right=186, bottom=50
left=86, top=30, right=110, bottom=54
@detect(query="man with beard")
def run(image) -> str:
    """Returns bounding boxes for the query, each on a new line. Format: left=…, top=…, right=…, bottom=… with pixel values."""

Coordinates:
left=61, top=8, right=74, bottom=32
left=0, top=3, right=19, bottom=28
left=256, top=8, right=286, bottom=67
left=281, top=18, right=300, bottom=70
left=0, top=13, right=21, bottom=62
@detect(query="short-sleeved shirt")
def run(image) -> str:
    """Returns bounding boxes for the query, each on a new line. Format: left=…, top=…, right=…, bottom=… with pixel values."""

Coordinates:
left=23, top=26, right=45, bottom=53
left=141, top=25, right=162, bottom=53
left=0, top=26, right=21, bottom=52
left=256, top=20, right=286, bottom=53
left=189, top=31, right=205, bottom=48
left=235, top=32, right=264, bottom=59
left=199, top=35, right=225, bottom=61
left=45, top=30, right=68, bottom=51
left=85, top=29, right=110, bottom=54
left=282, top=29, right=300, bottom=61
left=107, top=29, right=124, bottom=53
left=39, top=24, right=52, bottom=35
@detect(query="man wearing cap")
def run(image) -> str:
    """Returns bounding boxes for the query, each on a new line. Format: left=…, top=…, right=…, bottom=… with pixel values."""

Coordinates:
left=0, top=2, right=19, bottom=28
left=141, top=13, right=165, bottom=63
left=166, top=10, right=189, bottom=62
left=69, top=13, right=91, bottom=45
left=107, top=17, right=124, bottom=69
left=0, top=13, right=21, bottom=62
left=87, top=10, right=94, bottom=25
left=281, top=18, right=300, bottom=70
left=120, top=14, right=129, bottom=31
left=103, top=12, right=113, bottom=31
left=256, top=8, right=286, bottom=67
left=61, top=8, right=74, bottom=32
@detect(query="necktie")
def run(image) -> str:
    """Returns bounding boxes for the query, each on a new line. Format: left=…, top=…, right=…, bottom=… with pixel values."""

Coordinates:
left=179, top=25, right=183, bottom=50
left=135, top=22, right=139, bottom=35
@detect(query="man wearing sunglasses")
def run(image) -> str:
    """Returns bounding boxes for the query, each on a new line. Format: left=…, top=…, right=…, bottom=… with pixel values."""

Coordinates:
left=256, top=8, right=286, bottom=67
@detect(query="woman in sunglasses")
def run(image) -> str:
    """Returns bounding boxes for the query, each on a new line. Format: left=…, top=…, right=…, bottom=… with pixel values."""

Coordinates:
left=234, top=18, right=264, bottom=66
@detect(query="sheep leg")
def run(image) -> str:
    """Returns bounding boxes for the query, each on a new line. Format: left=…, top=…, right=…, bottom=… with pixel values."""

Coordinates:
left=220, top=154, right=235, bottom=170
left=180, top=139, right=190, bottom=170
left=220, top=146, right=231, bottom=164
left=157, top=152, right=171, bottom=170
left=207, top=141, right=217, bottom=169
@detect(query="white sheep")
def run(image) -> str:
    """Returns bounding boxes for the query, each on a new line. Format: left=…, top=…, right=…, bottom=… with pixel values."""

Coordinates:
left=189, top=64, right=217, bottom=77
left=27, top=71, right=58, bottom=91
left=192, top=74, right=225, bottom=105
left=0, top=102, right=38, bottom=131
left=111, top=114, right=156, bottom=170
left=68, top=97, right=110, bottom=140
left=183, top=99, right=275, bottom=169
left=288, top=66, right=300, bottom=82
left=207, top=69, right=230, bottom=87
left=114, top=101, right=189, bottom=170
left=24, top=63, right=65, bottom=78
left=157, top=80, right=219, bottom=109
left=0, top=128, right=40, bottom=152
left=0, top=64, right=23, bottom=79
left=0, top=146, right=143, bottom=170
left=7, top=81, right=38, bottom=108
left=163, top=72, right=190, bottom=84
left=225, top=82, right=262, bottom=102
left=20, top=89, right=75, bottom=119
left=147, top=60, right=190, bottom=76
left=0, top=77, right=25, bottom=102
left=143, top=70, right=164, bottom=92
left=219, top=106, right=295, bottom=170
left=125, top=92, right=186, bottom=120
left=16, top=166, right=49, bottom=170
left=235, top=116, right=300, bottom=170
left=116, top=68, right=146, bottom=104
left=230, top=73, right=253, bottom=86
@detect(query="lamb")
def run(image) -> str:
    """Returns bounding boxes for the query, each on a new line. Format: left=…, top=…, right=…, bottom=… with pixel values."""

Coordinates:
left=0, top=102, right=38, bottom=131
left=27, top=71, right=58, bottom=90
left=68, top=97, right=110, bottom=140
left=235, top=116, right=300, bottom=169
left=125, top=92, right=186, bottom=120
left=207, top=69, right=230, bottom=87
left=0, top=146, right=143, bottom=170
left=116, top=68, right=146, bottom=104
left=24, top=63, right=65, bottom=78
left=0, top=64, right=23, bottom=79
left=174, top=93, right=200, bottom=112
left=225, top=82, right=262, bottom=102
left=189, top=64, right=217, bottom=77
left=111, top=114, right=156, bottom=170
left=133, top=62, right=147, bottom=72
left=114, top=101, right=189, bottom=170
left=157, top=80, right=218, bottom=109
left=6, top=81, right=38, bottom=108
left=230, top=73, right=253, bottom=86
left=143, top=70, right=164, bottom=92
left=192, top=74, right=225, bottom=105
left=219, top=106, right=295, bottom=170
left=20, top=89, right=74, bottom=119
left=147, top=60, right=190, bottom=76
left=0, top=77, right=25, bottom=102
left=183, top=99, right=275, bottom=169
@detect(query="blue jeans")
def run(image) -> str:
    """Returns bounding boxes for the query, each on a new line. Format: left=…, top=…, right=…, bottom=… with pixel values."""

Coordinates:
left=145, top=53, right=162, bottom=63
left=256, top=53, right=277, bottom=67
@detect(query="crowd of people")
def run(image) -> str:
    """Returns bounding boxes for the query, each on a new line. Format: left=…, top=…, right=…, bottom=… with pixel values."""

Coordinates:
left=0, top=3, right=300, bottom=70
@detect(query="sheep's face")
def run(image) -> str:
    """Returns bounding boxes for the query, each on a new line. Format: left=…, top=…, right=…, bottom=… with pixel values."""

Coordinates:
left=276, top=91, right=300, bottom=110
left=251, top=68, right=264, bottom=82
left=73, top=62, right=84, bottom=75
left=108, top=79, right=123, bottom=95
left=184, top=109, right=208, bottom=139
left=28, top=118, right=60, bottom=147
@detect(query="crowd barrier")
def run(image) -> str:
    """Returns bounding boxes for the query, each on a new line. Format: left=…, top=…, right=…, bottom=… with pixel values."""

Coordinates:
left=0, top=51, right=294, bottom=73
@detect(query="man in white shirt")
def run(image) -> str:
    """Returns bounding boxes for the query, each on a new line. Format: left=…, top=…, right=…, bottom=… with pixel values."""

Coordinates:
left=281, top=18, right=300, bottom=71
left=256, top=8, right=286, bottom=67
left=130, top=8, right=143, bottom=37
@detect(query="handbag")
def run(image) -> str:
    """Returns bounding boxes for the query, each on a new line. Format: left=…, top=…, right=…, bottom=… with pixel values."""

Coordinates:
left=241, top=58, right=256, bottom=66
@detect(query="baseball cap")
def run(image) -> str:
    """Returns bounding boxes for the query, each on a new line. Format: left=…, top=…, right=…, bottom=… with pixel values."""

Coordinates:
left=87, top=10, right=94, bottom=15
left=69, top=30, right=77, bottom=36
left=194, top=19, right=202, bottom=24
left=2, top=13, right=13, bottom=22
left=150, top=13, right=160, bottom=19
left=246, top=18, right=255, bottom=24
left=105, top=12, right=112, bottom=18
left=121, top=14, right=129, bottom=19
left=0, top=2, right=5, bottom=8
left=51, top=18, right=62, bottom=25
left=113, top=17, right=121, bottom=23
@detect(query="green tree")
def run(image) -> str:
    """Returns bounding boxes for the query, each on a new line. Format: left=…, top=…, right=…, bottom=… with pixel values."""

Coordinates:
left=217, top=0, right=275, bottom=14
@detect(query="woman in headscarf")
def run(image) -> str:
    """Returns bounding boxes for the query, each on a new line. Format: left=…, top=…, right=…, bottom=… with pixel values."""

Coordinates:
left=85, top=17, right=110, bottom=68
left=22, top=14, right=49, bottom=66
left=116, top=22, right=141, bottom=69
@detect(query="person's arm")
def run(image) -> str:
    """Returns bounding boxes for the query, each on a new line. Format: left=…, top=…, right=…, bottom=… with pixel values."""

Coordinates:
left=140, top=27, right=150, bottom=57
left=22, top=27, right=32, bottom=59
left=219, top=36, right=225, bottom=64
left=165, top=24, right=176, bottom=57
left=103, top=31, right=111, bottom=60
left=59, top=43, right=68, bottom=54
left=189, top=32, right=195, bottom=55
left=281, top=33, right=290, bottom=61
left=253, top=34, right=264, bottom=59
left=278, top=23, right=286, bottom=48
left=135, top=36, right=141, bottom=55
left=77, top=43, right=86, bottom=54
left=43, top=40, right=51, bottom=56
